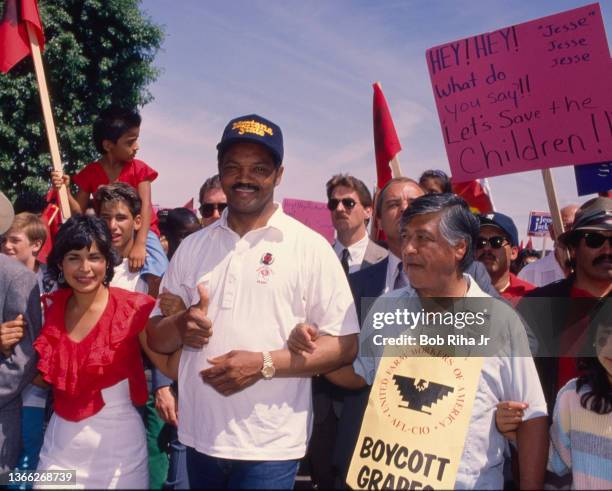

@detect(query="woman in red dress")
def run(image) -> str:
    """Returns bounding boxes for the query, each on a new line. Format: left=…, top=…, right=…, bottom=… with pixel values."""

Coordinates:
left=33, top=215, right=179, bottom=489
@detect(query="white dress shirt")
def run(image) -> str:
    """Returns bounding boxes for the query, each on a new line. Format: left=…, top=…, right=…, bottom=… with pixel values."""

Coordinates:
left=383, top=252, right=404, bottom=293
left=333, top=233, right=370, bottom=274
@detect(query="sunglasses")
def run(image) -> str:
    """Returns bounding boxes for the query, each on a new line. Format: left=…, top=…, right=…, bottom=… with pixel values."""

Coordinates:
left=327, top=198, right=357, bottom=211
left=581, top=232, right=612, bottom=249
left=199, top=202, right=227, bottom=218
left=475, top=236, right=508, bottom=249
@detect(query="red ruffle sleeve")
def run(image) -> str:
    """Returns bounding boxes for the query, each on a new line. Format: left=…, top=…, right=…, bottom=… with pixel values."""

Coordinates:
left=34, top=287, right=155, bottom=422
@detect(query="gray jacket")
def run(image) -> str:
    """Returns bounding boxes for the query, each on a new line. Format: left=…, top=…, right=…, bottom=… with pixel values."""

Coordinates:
left=0, top=254, right=42, bottom=471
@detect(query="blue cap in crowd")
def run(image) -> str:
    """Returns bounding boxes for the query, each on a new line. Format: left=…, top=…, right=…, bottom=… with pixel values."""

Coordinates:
left=216, top=114, right=283, bottom=166
left=478, top=212, right=519, bottom=247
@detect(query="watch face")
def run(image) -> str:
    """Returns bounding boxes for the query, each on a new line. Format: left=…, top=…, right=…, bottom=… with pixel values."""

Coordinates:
left=262, top=365, right=275, bottom=379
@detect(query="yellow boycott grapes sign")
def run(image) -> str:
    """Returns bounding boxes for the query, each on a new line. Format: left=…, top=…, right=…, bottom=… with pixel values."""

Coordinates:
left=347, top=346, right=484, bottom=490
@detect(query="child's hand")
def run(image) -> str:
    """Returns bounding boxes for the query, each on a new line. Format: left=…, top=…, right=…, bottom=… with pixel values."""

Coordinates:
left=1, top=315, right=25, bottom=356
left=159, top=288, right=187, bottom=317
left=495, top=401, right=528, bottom=442
left=51, top=170, right=70, bottom=189
left=128, top=243, right=146, bottom=272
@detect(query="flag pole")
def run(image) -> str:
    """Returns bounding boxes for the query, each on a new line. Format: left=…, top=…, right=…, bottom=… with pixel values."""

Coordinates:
left=389, top=156, right=402, bottom=178
left=541, top=168, right=571, bottom=266
left=26, top=23, right=71, bottom=220
left=540, top=169, right=563, bottom=238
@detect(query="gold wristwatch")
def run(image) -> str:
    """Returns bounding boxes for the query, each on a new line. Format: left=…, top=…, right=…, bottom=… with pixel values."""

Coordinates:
left=261, top=351, right=276, bottom=379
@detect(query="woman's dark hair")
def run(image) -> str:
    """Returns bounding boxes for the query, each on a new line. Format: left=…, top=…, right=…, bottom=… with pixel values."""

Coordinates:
left=576, top=302, right=612, bottom=414
left=419, top=169, right=452, bottom=194
left=47, top=215, right=120, bottom=288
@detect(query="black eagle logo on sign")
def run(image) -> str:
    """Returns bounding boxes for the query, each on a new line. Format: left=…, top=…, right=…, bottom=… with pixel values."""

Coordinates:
left=392, top=375, right=454, bottom=415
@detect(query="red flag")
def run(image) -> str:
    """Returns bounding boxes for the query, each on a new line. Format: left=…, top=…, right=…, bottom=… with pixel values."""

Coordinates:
left=183, top=198, right=194, bottom=210
left=37, top=188, right=61, bottom=264
left=452, top=179, right=494, bottom=214
left=526, top=238, right=534, bottom=251
left=519, top=239, right=524, bottom=251
left=0, top=0, right=45, bottom=73
left=373, top=82, right=401, bottom=191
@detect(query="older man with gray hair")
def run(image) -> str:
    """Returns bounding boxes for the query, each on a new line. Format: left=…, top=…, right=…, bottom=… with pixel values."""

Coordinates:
left=290, top=193, right=548, bottom=489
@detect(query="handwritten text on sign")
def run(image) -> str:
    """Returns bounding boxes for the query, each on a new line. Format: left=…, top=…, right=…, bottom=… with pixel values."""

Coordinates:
left=426, top=3, right=612, bottom=182
left=282, top=198, right=335, bottom=244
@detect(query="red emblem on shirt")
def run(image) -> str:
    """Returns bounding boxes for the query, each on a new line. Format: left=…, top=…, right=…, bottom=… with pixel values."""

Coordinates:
left=256, top=266, right=274, bottom=284
left=261, top=252, right=274, bottom=265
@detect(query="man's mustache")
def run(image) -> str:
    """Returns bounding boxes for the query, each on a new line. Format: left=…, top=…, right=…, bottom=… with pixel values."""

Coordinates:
left=593, top=254, right=612, bottom=266
left=232, top=183, right=259, bottom=192
left=478, top=254, right=497, bottom=262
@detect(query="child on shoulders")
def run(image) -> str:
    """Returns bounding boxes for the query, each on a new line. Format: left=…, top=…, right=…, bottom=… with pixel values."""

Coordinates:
left=51, top=107, right=167, bottom=296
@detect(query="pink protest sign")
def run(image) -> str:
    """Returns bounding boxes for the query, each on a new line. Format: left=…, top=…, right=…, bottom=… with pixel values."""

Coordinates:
left=426, top=3, right=612, bottom=182
left=282, top=198, right=335, bottom=244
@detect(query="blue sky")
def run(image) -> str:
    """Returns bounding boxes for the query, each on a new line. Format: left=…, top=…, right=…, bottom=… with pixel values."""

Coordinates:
left=138, top=0, right=611, bottom=243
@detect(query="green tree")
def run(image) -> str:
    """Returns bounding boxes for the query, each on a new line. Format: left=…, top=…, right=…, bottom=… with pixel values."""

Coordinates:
left=0, top=0, right=163, bottom=200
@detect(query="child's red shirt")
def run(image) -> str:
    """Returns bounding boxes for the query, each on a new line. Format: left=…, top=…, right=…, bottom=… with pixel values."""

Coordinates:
left=73, top=159, right=160, bottom=235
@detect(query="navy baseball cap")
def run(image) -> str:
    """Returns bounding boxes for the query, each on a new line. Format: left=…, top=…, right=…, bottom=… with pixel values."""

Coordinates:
left=216, top=114, right=283, bottom=166
left=478, top=212, right=519, bottom=247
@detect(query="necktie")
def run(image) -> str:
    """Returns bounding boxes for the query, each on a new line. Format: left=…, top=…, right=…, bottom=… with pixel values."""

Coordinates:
left=394, top=262, right=407, bottom=289
left=341, top=248, right=350, bottom=275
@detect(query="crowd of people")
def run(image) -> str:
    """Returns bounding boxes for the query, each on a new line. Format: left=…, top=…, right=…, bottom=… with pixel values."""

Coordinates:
left=0, top=109, right=610, bottom=490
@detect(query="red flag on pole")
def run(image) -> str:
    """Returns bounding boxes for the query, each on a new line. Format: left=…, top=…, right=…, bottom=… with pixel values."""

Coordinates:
left=183, top=198, right=194, bottom=210
left=526, top=237, right=534, bottom=251
left=519, top=239, right=524, bottom=251
left=373, top=82, right=401, bottom=191
left=452, top=179, right=494, bottom=214
left=0, top=0, right=45, bottom=73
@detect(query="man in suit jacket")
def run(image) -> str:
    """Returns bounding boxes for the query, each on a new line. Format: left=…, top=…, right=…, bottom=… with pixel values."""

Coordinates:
left=308, top=177, right=423, bottom=489
left=308, top=174, right=387, bottom=489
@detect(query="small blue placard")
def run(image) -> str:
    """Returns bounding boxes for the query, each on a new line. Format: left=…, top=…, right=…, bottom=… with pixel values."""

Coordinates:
left=574, top=162, right=612, bottom=196
left=527, top=211, right=552, bottom=237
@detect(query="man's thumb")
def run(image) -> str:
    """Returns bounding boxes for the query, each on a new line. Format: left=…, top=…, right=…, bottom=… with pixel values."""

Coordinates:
left=195, top=283, right=209, bottom=313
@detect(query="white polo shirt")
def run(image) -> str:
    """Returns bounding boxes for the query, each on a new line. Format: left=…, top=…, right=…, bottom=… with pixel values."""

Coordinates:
left=152, top=204, right=359, bottom=460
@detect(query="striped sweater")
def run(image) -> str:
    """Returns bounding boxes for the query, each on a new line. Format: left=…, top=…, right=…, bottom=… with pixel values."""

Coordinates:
left=546, top=378, right=612, bottom=490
